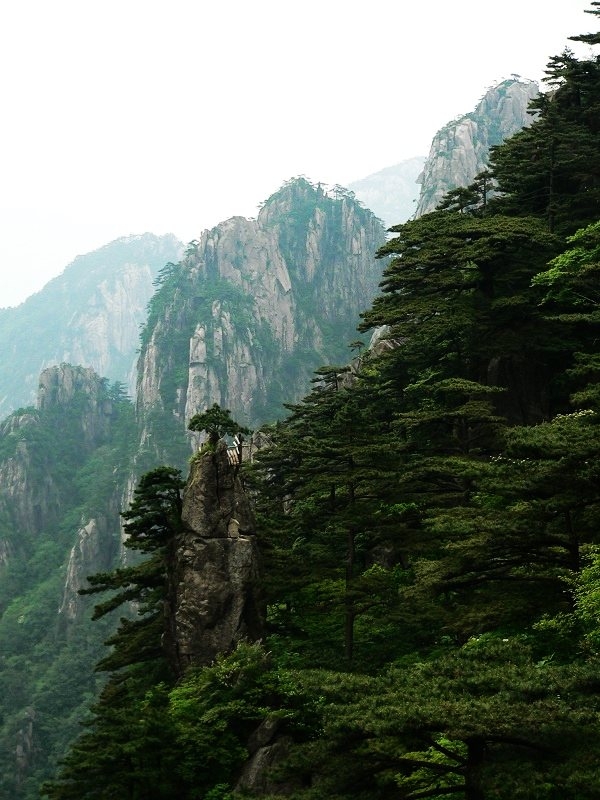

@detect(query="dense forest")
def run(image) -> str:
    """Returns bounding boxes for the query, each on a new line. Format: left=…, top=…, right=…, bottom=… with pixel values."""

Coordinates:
left=43, top=5, right=600, bottom=799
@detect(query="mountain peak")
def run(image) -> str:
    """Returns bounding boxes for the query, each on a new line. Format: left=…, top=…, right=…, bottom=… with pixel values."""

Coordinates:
left=415, top=77, right=539, bottom=217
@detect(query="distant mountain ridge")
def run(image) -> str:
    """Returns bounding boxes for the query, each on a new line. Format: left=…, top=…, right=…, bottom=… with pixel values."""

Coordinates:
left=0, top=232, right=183, bottom=418
left=349, top=156, right=426, bottom=228
left=346, top=80, right=537, bottom=229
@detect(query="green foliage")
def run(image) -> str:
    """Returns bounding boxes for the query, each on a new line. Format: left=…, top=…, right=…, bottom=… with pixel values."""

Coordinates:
left=188, top=403, right=251, bottom=445
left=0, top=377, right=140, bottom=797
left=287, top=638, right=600, bottom=800
left=574, top=546, right=600, bottom=651
left=241, top=15, right=600, bottom=798
left=42, top=467, right=184, bottom=799
left=248, top=364, right=413, bottom=670
left=168, top=642, right=320, bottom=796
left=14, top=9, right=600, bottom=798
left=488, top=45, right=600, bottom=235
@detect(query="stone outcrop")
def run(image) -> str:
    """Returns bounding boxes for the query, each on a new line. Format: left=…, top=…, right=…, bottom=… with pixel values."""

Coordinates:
left=58, top=514, right=119, bottom=625
left=15, top=707, right=36, bottom=791
left=168, top=440, right=264, bottom=674
left=0, top=410, right=61, bottom=539
left=37, top=364, right=115, bottom=452
left=0, top=364, right=120, bottom=561
left=0, top=232, right=182, bottom=417
left=136, top=178, right=387, bottom=456
left=236, top=716, right=293, bottom=794
left=415, top=78, right=539, bottom=216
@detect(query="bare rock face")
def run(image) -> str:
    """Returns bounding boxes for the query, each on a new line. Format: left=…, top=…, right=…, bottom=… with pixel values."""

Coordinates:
left=15, top=707, right=36, bottom=791
left=58, top=515, right=119, bottom=626
left=415, top=78, right=539, bottom=216
left=236, top=716, right=292, bottom=794
left=0, top=364, right=119, bottom=565
left=136, top=178, right=387, bottom=451
left=37, top=364, right=114, bottom=452
left=0, top=232, right=183, bottom=418
left=168, top=440, right=264, bottom=674
left=0, top=411, right=61, bottom=539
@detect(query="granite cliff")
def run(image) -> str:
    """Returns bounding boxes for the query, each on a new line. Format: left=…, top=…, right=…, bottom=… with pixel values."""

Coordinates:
left=415, top=78, right=539, bottom=216
left=136, top=177, right=387, bottom=463
left=167, top=440, right=264, bottom=675
left=0, top=365, right=120, bottom=554
left=0, top=364, right=135, bottom=791
left=0, top=233, right=183, bottom=418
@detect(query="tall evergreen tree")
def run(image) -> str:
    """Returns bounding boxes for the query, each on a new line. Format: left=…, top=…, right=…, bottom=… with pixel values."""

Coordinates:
left=42, top=467, right=184, bottom=800
left=488, top=23, right=600, bottom=234
left=360, top=212, right=562, bottom=422
left=250, top=364, right=406, bottom=669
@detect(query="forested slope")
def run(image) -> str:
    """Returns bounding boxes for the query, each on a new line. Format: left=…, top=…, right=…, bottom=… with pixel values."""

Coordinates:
left=0, top=366, right=137, bottom=798
left=45, top=5, right=600, bottom=799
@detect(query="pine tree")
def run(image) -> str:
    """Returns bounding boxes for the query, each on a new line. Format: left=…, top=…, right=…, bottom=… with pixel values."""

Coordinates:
left=290, top=637, right=600, bottom=800
left=42, top=467, right=184, bottom=800
left=360, top=212, right=562, bottom=423
left=489, top=28, right=600, bottom=234
left=188, top=403, right=251, bottom=445
left=250, top=365, right=407, bottom=669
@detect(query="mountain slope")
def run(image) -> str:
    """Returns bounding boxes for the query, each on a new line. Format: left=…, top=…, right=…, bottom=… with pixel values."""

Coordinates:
left=0, top=233, right=183, bottom=418
left=415, top=78, right=539, bottom=216
left=0, top=365, right=136, bottom=795
left=136, top=177, right=387, bottom=465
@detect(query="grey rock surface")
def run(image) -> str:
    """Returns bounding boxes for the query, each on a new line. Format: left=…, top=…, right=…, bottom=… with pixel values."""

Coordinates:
left=169, top=440, right=264, bottom=673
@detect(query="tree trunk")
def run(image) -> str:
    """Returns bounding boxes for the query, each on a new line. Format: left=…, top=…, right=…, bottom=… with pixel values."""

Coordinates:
left=464, top=736, right=485, bottom=800
left=344, top=528, right=356, bottom=663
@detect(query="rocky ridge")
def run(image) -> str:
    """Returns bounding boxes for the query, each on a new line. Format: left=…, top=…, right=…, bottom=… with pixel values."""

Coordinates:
left=136, top=178, right=387, bottom=461
left=415, top=78, right=539, bottom=216
left=0, top=232, right=183, bottom=418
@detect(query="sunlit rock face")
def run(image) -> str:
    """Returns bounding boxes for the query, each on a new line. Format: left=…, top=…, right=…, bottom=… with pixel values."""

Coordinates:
left=415, top=78, right=539, bottom=216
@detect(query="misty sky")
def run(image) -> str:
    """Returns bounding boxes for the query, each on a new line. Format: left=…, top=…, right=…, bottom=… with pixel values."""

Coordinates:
left=0, top=0, right=594, bottom=307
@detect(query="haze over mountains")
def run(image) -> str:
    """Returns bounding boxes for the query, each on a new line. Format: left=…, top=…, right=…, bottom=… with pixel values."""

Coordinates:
left=0, top=78, right=538, bottom=421
left=0, top=234, right=183, bottom=418
left=1, top=66, right=581, bottom=797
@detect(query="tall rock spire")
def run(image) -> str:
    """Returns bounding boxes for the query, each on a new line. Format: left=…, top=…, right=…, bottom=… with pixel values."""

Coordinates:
left=167, top=440, right=264, bottom=675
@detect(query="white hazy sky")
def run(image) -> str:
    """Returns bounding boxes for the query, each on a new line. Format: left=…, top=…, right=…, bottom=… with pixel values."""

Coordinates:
left=0, top=0, right=595, bottom=308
